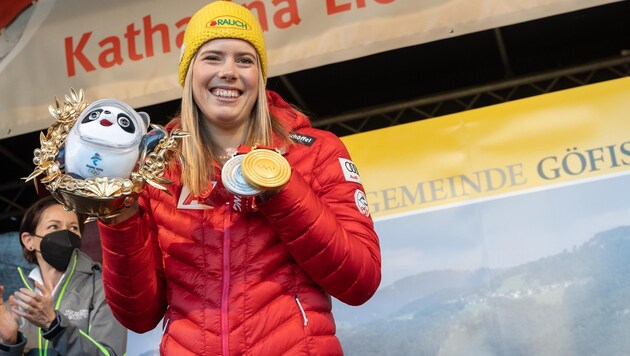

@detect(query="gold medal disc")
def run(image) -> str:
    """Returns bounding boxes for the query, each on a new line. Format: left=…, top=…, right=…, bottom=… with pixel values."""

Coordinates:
left=241, top=149, right=291, bottom=189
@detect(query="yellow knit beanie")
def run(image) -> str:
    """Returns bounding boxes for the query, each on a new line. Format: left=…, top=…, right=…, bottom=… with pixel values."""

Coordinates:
left=178, top=0, right=267, bottom=87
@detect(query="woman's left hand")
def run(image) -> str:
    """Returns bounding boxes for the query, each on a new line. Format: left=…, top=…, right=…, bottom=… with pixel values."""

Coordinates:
left=0, top=285, right=19, bottom=345
left=12, top=281, right=56, bottom=330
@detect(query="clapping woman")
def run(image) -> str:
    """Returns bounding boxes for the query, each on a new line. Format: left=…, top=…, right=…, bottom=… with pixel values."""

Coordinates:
left=0, top=196, right=126, bottom=355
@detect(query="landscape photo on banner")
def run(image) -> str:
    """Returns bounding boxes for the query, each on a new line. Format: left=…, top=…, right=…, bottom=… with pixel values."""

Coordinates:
left=333, top=76, right=630, bottom=355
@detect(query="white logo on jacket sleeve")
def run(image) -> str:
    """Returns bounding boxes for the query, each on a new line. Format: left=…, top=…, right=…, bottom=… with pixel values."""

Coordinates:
left=339, top=158, right=361, bottom=183
left=355, top=190, right=370, bottom=216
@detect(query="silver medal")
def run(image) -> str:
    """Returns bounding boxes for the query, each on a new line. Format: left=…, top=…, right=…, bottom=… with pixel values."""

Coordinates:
left=221, top=154, right=263, bottom=197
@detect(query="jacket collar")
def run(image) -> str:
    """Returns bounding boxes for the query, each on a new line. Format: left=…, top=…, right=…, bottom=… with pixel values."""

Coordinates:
left=18, top=249, right=99, bottom=292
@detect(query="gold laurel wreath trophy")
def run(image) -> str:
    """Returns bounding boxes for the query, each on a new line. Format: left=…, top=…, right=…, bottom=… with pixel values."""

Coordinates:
left=24, top=88, right=188, bottom=220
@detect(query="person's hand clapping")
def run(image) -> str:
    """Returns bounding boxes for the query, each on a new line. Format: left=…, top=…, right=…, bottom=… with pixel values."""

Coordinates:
left=12, top=281, right=56, bottom=330
left=0, top=285, right=19, bottom=345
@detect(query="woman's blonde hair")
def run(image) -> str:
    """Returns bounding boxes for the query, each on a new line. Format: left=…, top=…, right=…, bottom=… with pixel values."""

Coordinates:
left=179, top=53, right=290, bottom=196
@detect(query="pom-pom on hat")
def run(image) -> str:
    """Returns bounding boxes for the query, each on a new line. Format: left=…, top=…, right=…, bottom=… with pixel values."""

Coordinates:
left=178, top=0, right=267, bottom=87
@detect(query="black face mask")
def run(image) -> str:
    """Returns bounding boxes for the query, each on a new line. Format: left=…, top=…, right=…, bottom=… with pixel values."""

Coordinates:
left=34, top=230, right=81, bottom=272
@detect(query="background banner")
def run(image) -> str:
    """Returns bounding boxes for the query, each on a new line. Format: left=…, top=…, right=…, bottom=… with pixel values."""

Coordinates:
left=333, top=77, right=630, bottom=355
left=0, top=0, right=619, bottom=139
left=345, top=76, right=630, bottom=219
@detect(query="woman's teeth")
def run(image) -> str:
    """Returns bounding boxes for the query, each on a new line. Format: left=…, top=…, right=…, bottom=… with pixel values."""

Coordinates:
left=212, top=89, right=240, bottom=98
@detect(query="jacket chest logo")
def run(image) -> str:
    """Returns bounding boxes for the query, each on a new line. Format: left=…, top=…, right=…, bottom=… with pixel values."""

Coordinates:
left=63, top=309, right=88, bottom=320
left=177, top=185, right=213, bottom=210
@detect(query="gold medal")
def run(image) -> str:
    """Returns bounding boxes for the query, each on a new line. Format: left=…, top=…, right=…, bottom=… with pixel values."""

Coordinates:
left=241, top=148, right=291, bottom=189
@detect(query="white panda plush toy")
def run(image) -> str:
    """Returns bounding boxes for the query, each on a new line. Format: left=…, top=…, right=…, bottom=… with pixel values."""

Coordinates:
left=64, top=99, right=150, bottom=179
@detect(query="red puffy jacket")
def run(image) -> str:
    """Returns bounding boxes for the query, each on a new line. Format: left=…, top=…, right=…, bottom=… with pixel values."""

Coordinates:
left=98, top=91, right=381, bottom=355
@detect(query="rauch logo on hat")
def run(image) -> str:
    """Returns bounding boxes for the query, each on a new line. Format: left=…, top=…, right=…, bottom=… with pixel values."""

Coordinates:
left=207, top=16, right=251, bottom=30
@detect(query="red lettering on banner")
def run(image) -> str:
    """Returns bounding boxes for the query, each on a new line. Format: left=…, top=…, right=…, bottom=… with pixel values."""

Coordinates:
left=327, top=0, right=395, bottom=15
left=65, top=15, right=178, bottom=76
left=98, top=36, right=123, bottom=68
left=245, top=1, right=268, bottom=30
left=64, top=3, right=301, bottom=77
left=327, top=0, right=351, bottom=14
left=175, top=17, right=189, bottom=49
left=245, top=0, right=300, bottom=31
left=274, top=0, right=301, bottom=29
left=65, top=33, right=96, bottom=76
left=143, top=15, right=171, bottom=57
left=124, top=23, right=143, bottom=61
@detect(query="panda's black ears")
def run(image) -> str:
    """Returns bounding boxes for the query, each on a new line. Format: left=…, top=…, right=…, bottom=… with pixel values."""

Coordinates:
left=138, top=111, right=150, bottom=128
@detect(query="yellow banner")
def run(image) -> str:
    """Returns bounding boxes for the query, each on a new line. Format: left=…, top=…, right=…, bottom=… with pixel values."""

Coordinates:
left=342, top=77, right=630, bottom=219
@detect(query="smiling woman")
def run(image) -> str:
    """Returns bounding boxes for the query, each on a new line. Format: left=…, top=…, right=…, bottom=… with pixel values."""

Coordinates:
left=95, top=1, right=382, bottom=355
left=190, top=39, right=260, bottom=143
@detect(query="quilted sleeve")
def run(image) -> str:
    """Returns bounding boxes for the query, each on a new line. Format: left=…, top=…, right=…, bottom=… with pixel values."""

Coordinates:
left=258, top=132, right=381, bottom=306
left=97, top=194, right=167, bottom=332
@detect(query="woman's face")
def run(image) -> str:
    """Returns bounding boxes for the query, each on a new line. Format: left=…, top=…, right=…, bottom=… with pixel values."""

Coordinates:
left=191, top=38, right=260, bottom=134
left=26, top=204, right=81, bottom=253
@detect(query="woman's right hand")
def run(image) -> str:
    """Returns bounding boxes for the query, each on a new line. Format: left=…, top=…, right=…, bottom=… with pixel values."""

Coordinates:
left=0, top=285, right=19, bottom=345
left=100, top=200, right=139, bottom=225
